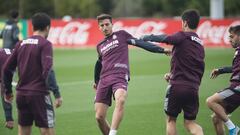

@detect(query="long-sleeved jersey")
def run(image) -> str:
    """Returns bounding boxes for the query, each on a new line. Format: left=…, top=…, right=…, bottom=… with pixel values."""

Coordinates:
left=0, top=19, right=19, bottom=50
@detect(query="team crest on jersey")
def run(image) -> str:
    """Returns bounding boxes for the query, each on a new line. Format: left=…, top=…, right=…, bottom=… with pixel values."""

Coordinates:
left=113, top=34, right=117, bottom=40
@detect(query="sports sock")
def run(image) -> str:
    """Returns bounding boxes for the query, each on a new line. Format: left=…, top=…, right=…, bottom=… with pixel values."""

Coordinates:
left=109, top=129, right=117, bottom=135
left=225, top=119, right=235, bottom=130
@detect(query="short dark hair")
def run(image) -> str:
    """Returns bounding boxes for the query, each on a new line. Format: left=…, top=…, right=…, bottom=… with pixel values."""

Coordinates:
left=181, top=9, right=200, bottom=29
left=10, top=10, right=19, bottom=19
left=32, top=12, right=51, bottom=31
left=97, top=14, right=112, bottom=23
left=229, top=25, right=240, bottom=36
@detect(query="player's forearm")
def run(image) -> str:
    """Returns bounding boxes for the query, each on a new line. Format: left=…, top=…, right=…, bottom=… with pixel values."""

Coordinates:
left=94, top=58, right=102, bottom=84
left=127, top=39, right=165, bottom=53
left=3, top=70, right=14, bottom=95
left=1, top=97, right=13, bottom=121
left=47, top=69, right=61, bottom=98
left=218, top=66, right=232, bottom=74
left=141, top=34, right=167, bottom=43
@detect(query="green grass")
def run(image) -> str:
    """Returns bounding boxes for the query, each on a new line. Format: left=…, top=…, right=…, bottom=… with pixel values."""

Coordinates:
left=0, top=48, right=239, bottom=135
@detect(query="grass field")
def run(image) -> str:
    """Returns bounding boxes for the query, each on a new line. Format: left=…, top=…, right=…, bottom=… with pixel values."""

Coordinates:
left=0, top=48, right=239, bottom=135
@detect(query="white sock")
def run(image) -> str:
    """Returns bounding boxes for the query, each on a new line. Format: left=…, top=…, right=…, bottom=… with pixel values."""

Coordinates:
left=109, top=129, right=117, bottom=135
left=225, top=119, right=235, bottom=130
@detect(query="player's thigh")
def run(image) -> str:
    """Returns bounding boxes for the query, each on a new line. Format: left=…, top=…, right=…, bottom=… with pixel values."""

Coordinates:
left=182, top=87, right=199, bottom=120
left=16, top=95, right=34, bottom=126
left=218, top=88, right=240, bottom=113
left=31, top=94, right=55, bottom=128
left=164, top=85, right=182, bottom=117
left=95, top=77, right=115, bottom=106
left=112, top=78, right=128, bottom=102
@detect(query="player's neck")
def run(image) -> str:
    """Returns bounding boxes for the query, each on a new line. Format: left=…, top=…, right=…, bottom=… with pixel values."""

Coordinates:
left=184, top=27, right=196, bottom=33
left=33, top=31, right=47, bottom=38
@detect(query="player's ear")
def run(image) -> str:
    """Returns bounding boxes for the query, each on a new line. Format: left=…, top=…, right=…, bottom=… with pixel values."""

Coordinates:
left=46, top=26, right=50, bottom=31
left=183, top=20, right=188, bottom=28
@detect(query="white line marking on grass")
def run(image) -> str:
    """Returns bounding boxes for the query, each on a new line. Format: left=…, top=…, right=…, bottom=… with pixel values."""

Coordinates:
left=59, top=80, right=93, bottom=86
left=59, top=74, right=162, bottom=86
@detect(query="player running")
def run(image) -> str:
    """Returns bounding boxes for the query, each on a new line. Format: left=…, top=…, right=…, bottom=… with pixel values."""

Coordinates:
left=207, top=25, right=240, bottom=135
left=141, top=9, right=205, bottom=135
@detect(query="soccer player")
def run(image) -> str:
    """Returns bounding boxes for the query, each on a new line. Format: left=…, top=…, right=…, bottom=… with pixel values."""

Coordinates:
left=141, top=9, right=205, bottom=135
left=94, top=14, right=170, bottom=135
left=0, top=49, right=61, bottom=130
left=0, top=48, right=14, bottom=129
left=3, top=12, right=62, bottom=135
left=206, top=25, right=240, bottom=135
left=0, top=10, right=19, bottom=50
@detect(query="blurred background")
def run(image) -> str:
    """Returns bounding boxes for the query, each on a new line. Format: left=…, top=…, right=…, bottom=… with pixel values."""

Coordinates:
left=0, top=0, right=240, bottom=135
left=0, top=0, right=239, bottom=48
left=0, top=0, right=239, bottom=18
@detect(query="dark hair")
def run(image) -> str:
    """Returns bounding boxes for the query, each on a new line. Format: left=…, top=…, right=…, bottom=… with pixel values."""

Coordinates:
left=97, top=14, right=112, bottom=23
left=181, top=9, right=200, bottom=29
left=229, top=25, right=240, bottom=36
left=10, top=10, right=19, bottom=19
left=32, top=12, right=51, bottom=31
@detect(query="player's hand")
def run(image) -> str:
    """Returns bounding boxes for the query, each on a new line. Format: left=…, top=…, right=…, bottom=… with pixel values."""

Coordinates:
left=164, top=73, right=171, bottom=82
left=4, top=94, right=13, bottom=104
left=55, top=97, right=63, bottom=108
left=210, top=69, right=220, bottom=79
left=93, top=83, right=97, bottom=92
left=5, top=121, right=14, bottom=129
left=163, top=48, right=172, bottom=56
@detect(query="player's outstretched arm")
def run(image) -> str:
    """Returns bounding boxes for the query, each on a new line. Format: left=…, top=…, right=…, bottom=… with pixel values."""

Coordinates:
left=140, top=34, right=167, bottom=42
left=93, top=57, right=102, bottom=90
left=210, top=66, right=232, bottom=79
left=127, top=38, right=171, bottom=55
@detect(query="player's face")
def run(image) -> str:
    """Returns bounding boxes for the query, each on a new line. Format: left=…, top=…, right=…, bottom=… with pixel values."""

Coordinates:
left=98, top=19, right=113, bottom=37
left=229, top=32, right=240, bottom=48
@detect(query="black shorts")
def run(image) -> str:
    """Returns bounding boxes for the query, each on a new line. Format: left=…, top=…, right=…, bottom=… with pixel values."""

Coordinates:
left=16, top=94, right=55, bottom=128
left=164, top=84, right=199, bottom=120
left=218, top=87, right=240, bottom=114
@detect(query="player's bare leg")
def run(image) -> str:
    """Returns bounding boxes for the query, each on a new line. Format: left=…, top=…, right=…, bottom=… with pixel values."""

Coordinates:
left=206, top=93, right=229, bottom=122
left=206, top=94, right=238, bottom=134
left=95, top=102, right=110, bottom=135
left=40, top=128, right=55, bottom=135
left=110, top=89, right=127, bottom=134
left=184, top=120, right=204, bottom=135
left=18, top=125, right=31, bottom=135
left=166, top=116, right=177, bottom=135
left=211, top=114, right=225, bottom=135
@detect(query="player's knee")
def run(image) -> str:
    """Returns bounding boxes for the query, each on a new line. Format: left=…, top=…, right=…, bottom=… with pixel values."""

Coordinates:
left=40, top=128, right=54, bottom=135
left=206, top=96, right=214, bottom=108
left=95, top=113, right=105, bottom=122
left=184, top=121, right=203, bottom=135
left=115, top=96, right=126, bottom=107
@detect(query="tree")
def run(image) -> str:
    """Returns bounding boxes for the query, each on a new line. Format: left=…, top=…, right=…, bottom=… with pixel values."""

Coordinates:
left=20, top=0, right=55, bottom=18
left=55, top=0, right=101, bottom=18
left=225, top=0, right=240, bottom=17
left=111, top=0, right=144, bottom=17
left=0, top=0, right=18, bottom=18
